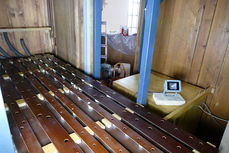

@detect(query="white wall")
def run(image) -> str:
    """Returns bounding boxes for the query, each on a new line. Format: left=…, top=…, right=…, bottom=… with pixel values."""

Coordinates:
left=220, top=123, right=229, bottom=153
left=102, top=0, right=129, bottom=33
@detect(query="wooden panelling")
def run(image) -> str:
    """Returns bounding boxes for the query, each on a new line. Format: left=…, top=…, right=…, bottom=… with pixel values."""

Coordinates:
left=53, top=0, right=84, bottom=71
left=198, top=0, right=229, bottom=142
left=75, top=0, right=84, bottom=70
left=0, top=31, right=51, bottom=55
left=188, top=0, right=217, bottom=84
left=198, top=43, right=229, bottom=143
left=0, top=0, right=49, bottom=27
left=0, top=0, right=52, bottom=56
left=148, top=0, right=229, bottom=144
left=197, top=0, right=229, bottom=88
left=133, top=0, right=145, bottom=73
left=208, top=43, right=229, bottom=121
left=151, top=0, right=205, bottom=81
left=53, top=0, right=74, bottom=62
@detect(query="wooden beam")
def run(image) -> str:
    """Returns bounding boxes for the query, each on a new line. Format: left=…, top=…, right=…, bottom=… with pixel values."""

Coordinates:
left=137, top=0, right=161, bottom=105
left=133, top=0, right=146, bottom=73
left=164, top=87, right=212, bottom=120
left=0, top=27, right=51, bottom=32
left=188, top=0, right=218, bottom=84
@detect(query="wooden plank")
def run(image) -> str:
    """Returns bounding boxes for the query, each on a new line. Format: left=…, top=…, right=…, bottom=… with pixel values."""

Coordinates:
left=1, top=60, right=50, bottom=150
left=52, top=0, right=70, bottom=60
left=33, top=56, right=162, bottom=153
left=52, top=0, right=84, bottom=70
left=42, top=54, right=218, bottom=153
left=21, top=104, right=51, bottom=146
left=0, top=27, right=51, bottom=32
left=0, top=54, right=220, bottom=152
left=197, top=0, right=229, bottom=87
left=21, top=60, right=129, bottom=153
left=7, top=112, right=29, bottom=153
left=66, top=0, right=76, bottom=67
left=133, top=0, right=146, bottom=73
left=164, top=87, right=212, bottom=120
left=74, top=0, right=84, bottom=69
left=151, top=0, right=205, bottom=82
left=206, top=41, right=229, bottom=121
left=39, top=56, right=194, bottom=153
left=0, top=78, right=44, bottom=153
left=2, top=62, right=83, bottom=153
left=0, top=0, right=49, bottom=27
left=1, top=76, right=51, bottom=147
left=15, top=61, right=109, bottom=153
left=188, top=0, right=218, bottom=84
left=47, top=0, right=57, bottom=54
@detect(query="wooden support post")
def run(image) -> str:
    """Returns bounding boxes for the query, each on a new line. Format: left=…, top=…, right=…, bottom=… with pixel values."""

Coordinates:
left=137, top=0, right=161, bottom=105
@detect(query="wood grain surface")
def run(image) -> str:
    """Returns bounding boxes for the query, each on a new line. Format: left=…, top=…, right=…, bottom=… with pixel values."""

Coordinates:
left=113, top=71, right=204, bottom=114
left=143, top=0, right=229, bottom=135
left=52, top=0, right=84, bottom=71
left=0, top=0, right=52, bottom=56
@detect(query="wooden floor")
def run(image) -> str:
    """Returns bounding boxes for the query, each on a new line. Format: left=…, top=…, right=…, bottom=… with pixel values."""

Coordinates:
left=0, top=54, right=218, bottom=153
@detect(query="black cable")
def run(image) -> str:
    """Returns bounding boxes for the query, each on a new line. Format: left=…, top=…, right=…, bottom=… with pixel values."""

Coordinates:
left=20, top=39, right=31, bottom=56
left=196, top=102, right=227, bottom=130
left=3, top=32, right=24, bottom=57
left=0, top=46, right=11, bottom=58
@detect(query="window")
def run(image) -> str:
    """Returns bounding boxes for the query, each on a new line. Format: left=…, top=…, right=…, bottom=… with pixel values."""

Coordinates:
left=128, top=0, right=140, bottom=35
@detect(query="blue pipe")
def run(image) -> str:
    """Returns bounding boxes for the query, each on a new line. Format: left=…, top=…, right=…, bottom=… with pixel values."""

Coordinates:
left=3, top=32, right=24, bottom=57
left=20, top=39, right=31, bottom=56
left=0, top=46, right=11, bottom=58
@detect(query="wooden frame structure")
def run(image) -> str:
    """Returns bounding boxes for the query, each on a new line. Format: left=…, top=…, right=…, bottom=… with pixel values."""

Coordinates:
left=112, top=72, right=212, bottom=123
left=0, top=54, right=218, bottom=153
left=137, top=0, right=161, bottom=105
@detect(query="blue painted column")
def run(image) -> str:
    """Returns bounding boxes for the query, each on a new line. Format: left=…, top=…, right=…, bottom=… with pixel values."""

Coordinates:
left=93, top=0, right=101, bottom=79
left=83, top=0, right=91, bottom=74
left=137, top=0, right=161, bottom=105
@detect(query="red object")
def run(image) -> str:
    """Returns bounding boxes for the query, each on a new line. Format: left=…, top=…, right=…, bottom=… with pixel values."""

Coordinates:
left=121, top=27, right=128, bottom=36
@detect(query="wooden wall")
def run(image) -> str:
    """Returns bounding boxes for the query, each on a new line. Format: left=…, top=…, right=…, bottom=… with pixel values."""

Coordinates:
left=0, top=0, right=52, bottom=56
left=152, top=0, right=206, bottom=82
left=52, top=0, right=85, bottom=71
left=151, top=0, right=229, bottom=144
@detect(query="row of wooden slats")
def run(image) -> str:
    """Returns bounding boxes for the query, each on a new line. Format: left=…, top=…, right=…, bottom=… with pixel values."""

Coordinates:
left=0, top=54, right=218, bottom=153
